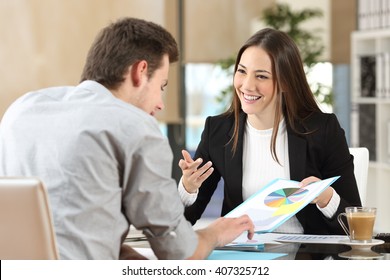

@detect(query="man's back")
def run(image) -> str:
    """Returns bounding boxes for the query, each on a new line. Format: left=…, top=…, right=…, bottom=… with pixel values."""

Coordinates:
left=0, top=80, right=196, bottom=259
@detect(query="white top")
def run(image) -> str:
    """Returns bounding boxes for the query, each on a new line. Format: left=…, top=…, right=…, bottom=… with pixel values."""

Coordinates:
left=243, top=119, right=303, bottom=233
left=242, top=119, right=290, bottom=200
left=0, top=81, right=197, bottom=259
left=179, top=118, right=340, bottom=233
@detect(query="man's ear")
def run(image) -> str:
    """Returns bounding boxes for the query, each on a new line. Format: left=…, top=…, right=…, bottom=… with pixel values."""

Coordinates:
left=130, top=60, right=148, bottom=87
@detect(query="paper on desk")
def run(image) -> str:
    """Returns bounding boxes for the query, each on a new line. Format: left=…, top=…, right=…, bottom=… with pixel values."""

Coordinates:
left=207, top=250, right=287, bottom=260
left=227, top=232, right=284, bottom=246
left=229, top=232, right=348, bottom=246
left=225, top=176, right=340, bottom=232
left=273, top=233, right=347, bottom=244
left=134, top=247, right=288, bottom=260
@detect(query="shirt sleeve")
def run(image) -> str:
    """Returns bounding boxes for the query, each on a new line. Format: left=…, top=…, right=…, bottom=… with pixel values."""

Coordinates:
left=121, top=119, right=198, bottom=259
left=178, top=177, right=198, bottom=206
left=316, top=189, right=341, bottom=218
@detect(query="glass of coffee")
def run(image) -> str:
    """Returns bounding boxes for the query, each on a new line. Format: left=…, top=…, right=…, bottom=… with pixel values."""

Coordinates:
left=337, top=207, right=376, bottom=243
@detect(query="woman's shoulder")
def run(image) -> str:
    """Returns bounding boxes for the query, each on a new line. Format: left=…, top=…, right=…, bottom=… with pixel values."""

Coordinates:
left=202, top=112, right=240, bottom=136
left=303, top=111, right=339, bottom=126
left=297, top=111, right=344, bottom=137
left=206, top=112, right=236, bottom=125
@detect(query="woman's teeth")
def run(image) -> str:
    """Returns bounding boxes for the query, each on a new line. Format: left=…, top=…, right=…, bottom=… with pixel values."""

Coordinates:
left=244, top=94, right=261, bottom=101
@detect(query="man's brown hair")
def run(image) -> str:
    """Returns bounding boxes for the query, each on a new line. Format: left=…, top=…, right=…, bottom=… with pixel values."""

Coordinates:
left=80, top=17, right=178, bottom=90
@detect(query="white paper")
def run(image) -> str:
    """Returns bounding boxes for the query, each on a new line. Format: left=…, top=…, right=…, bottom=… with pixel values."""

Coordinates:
left=273, top=233, right=347, bottom=244
left=225, top=176, right=340, bottom=232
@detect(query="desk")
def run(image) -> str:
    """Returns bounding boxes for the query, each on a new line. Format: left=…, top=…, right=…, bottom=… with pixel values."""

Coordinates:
left=125, top=228, right=390, bottom=260
left=268, top=242, right=390, bottom=260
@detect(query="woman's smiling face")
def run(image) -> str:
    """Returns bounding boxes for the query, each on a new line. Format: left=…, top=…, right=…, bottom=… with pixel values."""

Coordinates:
left=234, top=46, right=278, bottom=122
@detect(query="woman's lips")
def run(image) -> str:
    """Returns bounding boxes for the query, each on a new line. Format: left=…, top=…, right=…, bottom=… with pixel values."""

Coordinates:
left=243, top=93, right=261, bottom=102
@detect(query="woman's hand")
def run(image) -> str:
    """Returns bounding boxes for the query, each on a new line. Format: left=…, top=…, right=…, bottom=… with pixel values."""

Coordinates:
left=178, top=149, right=214, bottom=193
left=299, top=176, right=334, bottom=208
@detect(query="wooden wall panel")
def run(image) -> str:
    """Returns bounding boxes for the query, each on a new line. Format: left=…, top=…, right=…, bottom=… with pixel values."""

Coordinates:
left=0, top=0, right=276, bottom=122
left=0, top=0, right=164, bottom=119
left=184, top=0, right=274, bottom=63
left=330, top=0, right=357, bottom=64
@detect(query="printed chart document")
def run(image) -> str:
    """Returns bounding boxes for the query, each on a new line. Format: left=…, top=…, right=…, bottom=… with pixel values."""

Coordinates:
left=226, top=232, right=347, bottom=247
left=273, top=234, right=347, bottom=244
left=225, top=176, right=340, bottom=232
left=227, top=232, right=284, bottom=246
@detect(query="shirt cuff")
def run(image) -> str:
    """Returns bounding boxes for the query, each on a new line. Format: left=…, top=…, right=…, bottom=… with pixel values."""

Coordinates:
left=178, top=177, right=198, bottom=207
left=144, top=215, right=198, bottom=259
left=316, top=189, right=340, bottom=218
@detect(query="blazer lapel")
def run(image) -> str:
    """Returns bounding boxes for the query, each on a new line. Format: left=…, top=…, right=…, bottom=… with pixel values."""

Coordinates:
left=224, top=112, right=246, bottom=205
left=287, top=124, right=307, bottom=181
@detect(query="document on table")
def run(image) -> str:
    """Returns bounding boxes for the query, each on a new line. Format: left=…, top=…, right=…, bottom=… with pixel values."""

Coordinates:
left=228, top=232, right=348, bottom=246
left=134, top=246, right=288, bottom=260
left=207, top=250, right=287, bottom=260
left=225, top=176, right=340, bottom=232
left=226, top=232, right=283, bottom=246
left=272, top=233, right=347, bottom=244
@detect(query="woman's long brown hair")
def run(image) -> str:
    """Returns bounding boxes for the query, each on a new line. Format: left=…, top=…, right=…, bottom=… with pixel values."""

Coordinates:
left=225, top=28, right=321, bottom=164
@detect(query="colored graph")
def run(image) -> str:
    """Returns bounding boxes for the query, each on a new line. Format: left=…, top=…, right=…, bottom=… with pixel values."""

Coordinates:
left=264, top=187, right=308, bottom=208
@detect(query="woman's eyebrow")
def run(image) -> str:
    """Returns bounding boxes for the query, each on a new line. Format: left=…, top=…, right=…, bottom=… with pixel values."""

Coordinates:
left=255, top=69, right=271, bottom=74
left=238, top=64, right=271, bottom=74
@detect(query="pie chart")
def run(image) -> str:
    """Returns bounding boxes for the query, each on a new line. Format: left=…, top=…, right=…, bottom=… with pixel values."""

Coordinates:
left=264, top=187, right=308, bottom=208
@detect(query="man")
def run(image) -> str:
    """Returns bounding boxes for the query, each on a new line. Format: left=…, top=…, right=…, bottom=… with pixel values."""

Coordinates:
left=0, top=17, right=253, bottom=259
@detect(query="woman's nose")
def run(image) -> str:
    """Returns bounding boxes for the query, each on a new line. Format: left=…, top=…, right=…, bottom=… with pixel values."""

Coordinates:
left=242, top=75, right=256, bottom=91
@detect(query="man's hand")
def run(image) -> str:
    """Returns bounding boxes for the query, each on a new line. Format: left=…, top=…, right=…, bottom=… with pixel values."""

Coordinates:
left=187, top=215, right=255, bottom=260
left=119, top=244, right=148, bottom=260
left=206, top=215, right=255, bottom=247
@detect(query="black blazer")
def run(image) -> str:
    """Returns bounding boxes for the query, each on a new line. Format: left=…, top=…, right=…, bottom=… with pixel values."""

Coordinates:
left=184, top=111, right=361, bottom=235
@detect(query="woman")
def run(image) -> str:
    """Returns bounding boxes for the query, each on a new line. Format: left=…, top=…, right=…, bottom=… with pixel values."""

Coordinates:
left=178, top=28, right=361, bottom=235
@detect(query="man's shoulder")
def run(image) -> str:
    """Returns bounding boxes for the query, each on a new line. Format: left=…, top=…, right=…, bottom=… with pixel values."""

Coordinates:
left=2, top=86, right=73, bottom=119
left=14, top=86, right=74, bottom=104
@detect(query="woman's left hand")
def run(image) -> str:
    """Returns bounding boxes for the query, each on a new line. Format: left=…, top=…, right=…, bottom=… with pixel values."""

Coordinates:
left=299, top=176, right=334, bottom=208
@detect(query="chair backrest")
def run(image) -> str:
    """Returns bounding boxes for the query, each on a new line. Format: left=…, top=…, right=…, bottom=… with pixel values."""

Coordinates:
left=348, top=147, right=369, bottom=206
left=0, top=177, right=59, bottom=259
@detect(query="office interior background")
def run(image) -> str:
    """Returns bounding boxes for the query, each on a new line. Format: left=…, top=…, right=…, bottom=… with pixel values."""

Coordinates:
left=0, top=0, right=389, bottom=232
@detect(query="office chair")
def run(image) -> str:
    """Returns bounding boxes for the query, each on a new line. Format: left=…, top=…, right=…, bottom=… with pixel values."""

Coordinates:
left=0, top=177, right=59, bottom=259
left=348, top=147, right=369, bottom=206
